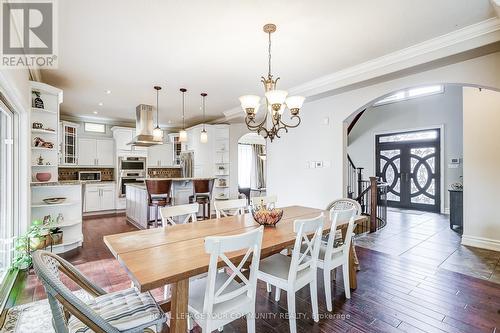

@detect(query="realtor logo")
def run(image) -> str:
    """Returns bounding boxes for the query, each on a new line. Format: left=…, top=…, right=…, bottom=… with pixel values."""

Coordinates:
left=1, top=0, right=58, bottom=68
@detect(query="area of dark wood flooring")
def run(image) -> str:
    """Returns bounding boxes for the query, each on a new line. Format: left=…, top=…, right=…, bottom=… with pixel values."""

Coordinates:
left=13, top=215, right=500, bottom=333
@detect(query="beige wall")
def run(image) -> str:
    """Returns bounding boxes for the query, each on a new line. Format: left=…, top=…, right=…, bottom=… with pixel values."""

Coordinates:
left=462, top=87, right=500, bottom=250
left=229, top=123, right=253, bottom=198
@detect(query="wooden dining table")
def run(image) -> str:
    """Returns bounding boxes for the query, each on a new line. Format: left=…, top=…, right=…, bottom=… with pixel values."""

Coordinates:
left=104, top=205, right=367, bottom=333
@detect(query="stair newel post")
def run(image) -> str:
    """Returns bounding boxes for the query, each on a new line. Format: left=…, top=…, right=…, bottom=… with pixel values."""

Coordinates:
left=369, top=177, right=378, bottom=233
left=356, top=167, right=364, bottom=199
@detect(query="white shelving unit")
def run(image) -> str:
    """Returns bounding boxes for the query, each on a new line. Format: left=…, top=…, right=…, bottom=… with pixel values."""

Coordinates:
left=31, top=183, right=83, bottom=254
left=30, top=82, right=61, bottom=183
left=29, top=81, right=83, bottom=254
left=213, top=125, right=230, bottom=201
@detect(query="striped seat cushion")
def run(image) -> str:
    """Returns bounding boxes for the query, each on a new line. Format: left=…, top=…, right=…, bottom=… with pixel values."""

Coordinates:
left=67, top=288, right=163, bottom=333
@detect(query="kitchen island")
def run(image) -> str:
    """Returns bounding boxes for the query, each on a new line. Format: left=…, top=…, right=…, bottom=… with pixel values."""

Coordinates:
left=125, top=178, right=215, bottom=229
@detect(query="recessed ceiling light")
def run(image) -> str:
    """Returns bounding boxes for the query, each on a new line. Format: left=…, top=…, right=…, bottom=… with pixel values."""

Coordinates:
left=105, top=90, right=112, bottom=95
left=93, top=110, right=98, bottom=114
left=98, top=102, right=103, bottom=106
left=167, top=120, right=172, bottom=124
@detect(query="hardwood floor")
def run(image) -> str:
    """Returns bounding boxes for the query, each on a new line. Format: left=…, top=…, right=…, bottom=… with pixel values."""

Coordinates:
left=13, top=215, right=500, bottom=332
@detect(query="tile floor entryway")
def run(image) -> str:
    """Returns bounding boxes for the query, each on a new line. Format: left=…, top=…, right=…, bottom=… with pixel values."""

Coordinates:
left=355, top=208, right=500, bottom=283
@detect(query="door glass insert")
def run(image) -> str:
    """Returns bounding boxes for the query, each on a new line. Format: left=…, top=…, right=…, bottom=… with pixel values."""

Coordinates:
left=378, top=129, right=438, bottom=143
left=379, top=149, right=401, bottom=203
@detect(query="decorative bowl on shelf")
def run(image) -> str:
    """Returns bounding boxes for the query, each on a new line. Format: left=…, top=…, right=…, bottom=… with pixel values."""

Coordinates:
left=43, top=197, right=66, bottom=205
left=35, top=172, right=52, bottom=182
left=251, top=206, right=283, bottom=227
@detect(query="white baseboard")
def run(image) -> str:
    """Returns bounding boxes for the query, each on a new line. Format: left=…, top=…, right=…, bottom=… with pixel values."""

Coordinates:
left=443, top=208, right=450, bottom=214
left=461, top=235, right=500, bottom=252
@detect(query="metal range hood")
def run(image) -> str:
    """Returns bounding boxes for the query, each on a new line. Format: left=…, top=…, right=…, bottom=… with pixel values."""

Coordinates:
left=127, top=104, right=163, bottom=147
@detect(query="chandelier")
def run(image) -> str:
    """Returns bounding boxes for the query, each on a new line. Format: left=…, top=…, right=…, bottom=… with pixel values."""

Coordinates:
left=239, top=23, right=305, bottom=141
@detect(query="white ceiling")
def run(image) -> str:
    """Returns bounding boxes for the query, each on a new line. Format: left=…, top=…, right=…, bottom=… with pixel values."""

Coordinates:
left=41, top=0, right=496, bottom=127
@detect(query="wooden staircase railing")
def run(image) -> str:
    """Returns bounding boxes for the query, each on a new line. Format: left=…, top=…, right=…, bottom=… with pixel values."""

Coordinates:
left=347, top=155, right=388, bottom=234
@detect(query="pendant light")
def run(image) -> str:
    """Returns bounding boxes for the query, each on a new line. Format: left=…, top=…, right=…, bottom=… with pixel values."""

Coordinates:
left=153, top=86, right=163, bottom=141
left=179, top=88, right=188, bottom=142
left=200, top=92, right=208, bottom=143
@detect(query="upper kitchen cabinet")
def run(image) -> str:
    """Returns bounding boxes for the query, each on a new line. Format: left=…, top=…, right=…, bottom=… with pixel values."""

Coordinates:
left=111, top=127, right=148, bottom=152
left=168, top=133, right=182, bottom=165
left=147, top=135, right=173, bottom=167
left=59, top=121, right=79, bottom=166
left=77, top=138, right=114, bottom=167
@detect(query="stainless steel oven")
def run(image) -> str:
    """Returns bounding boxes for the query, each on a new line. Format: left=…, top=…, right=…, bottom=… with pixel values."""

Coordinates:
left=119, top=156, right=146, bottom=171
left=119, top=170, right=146, bottom=197
left=118, top=157, right=146, bottom=197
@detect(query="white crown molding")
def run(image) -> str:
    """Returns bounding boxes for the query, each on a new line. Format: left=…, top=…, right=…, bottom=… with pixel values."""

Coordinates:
left=224, top=18, right=500, bottom=121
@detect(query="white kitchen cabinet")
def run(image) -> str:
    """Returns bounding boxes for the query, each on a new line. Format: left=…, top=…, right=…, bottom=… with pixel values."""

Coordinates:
left=96, top=139, right=114, bottom=166
left=78, top=138, right=97, bottom=166
left=77, top=138, right=114, bottom=167
left=60, top=121, right=79, bottom=165
left=84, top=183, right=116, bottom=212
left=113, top=128, right=133, bottom=151
left=148, top=142, right=173, bottom=167
left=84, top=187, right=101, bottom=212
left=112, top=127, right=148, bottom=152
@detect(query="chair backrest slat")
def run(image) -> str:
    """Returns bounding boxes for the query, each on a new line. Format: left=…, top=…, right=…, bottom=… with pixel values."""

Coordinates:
left=202, top=227, right=264, bottom=315
left=324, top=207, right=357, bottom=261
left=288, top=214, right=324, bottom=282
left=214, top=198, right=247, bottom=218
left=160, top=203, right=199, bottom=226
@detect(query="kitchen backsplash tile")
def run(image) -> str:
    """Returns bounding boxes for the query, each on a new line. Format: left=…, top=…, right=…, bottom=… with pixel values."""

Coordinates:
left=59, top=168, right=114, bottom=181
left=148, top=167, right=182, bottom=178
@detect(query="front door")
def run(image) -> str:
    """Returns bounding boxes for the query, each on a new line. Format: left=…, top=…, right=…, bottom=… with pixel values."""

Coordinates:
left=376, top=129, right=440, bottom=212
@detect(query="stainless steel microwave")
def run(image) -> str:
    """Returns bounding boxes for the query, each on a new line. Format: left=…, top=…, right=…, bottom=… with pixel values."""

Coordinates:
left=78, top=171, right=101, bottom=182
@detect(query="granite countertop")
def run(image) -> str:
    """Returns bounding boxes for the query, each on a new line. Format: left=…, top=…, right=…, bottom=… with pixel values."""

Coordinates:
left=137, top=177, right=216, bottom=181
left=31, top=180, right=116, bottom=187
left=31, top=180, right=83, bottom=187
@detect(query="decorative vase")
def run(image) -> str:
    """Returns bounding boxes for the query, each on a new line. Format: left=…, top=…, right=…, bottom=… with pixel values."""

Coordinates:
left=35, top=172, right=52, bottom=182
left=30, top=236, right=47, bottom=251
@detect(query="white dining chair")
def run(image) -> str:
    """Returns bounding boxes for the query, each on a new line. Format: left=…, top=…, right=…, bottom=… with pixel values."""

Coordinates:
left=250, top=194, right=277, bottom=207
left=214, top=198, right=247, bottom=218
left=187, top=226, right=264, bottom=333
left=160, top=203, right=199, bottom=226
left=302, top=207, right=356, bottom=312
left=257, top=214, right=324, bottom=333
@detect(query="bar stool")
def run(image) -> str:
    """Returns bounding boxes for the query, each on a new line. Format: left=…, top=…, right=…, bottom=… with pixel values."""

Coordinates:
left=145, top=179, right=172, bottom=228
left=189, top=179, right=214, bottom=220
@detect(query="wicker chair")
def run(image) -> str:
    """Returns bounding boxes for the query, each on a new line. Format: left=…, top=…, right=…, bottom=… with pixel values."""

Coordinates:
left=325, top=198, right=362, bottom=272
left=33, top=250, right=166, bottom=333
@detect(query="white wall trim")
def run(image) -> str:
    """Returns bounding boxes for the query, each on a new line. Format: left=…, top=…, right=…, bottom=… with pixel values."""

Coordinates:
left=0, top=72, right=30, bottom=235
left=462, top=235, right=500, bottom=252
left=224, top=18, right=500, bottom=120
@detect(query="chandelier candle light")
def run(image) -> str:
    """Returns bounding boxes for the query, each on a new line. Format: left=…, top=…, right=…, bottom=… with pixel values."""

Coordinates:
left=153, top=86, right=163, bottom=141
left=239, top=23, right=305, bottom=141
left=200, top=93, right=208, bottom=143
left=179, top=88, right=188, bottom=142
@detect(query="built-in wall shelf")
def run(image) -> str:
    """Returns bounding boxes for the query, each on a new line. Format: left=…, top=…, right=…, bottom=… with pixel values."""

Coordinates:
left=31, top=107, right=57, bottom=114
left=31, top=147, right=56, bottom=151
left=49, top=236, right=84, bottom=254
left=56, top=219, right=82, bottom=228
left=31, top=165, right=57, bottom=168
left=31, top=129, right=57, bottom=135
left=31, top=201, right=79, bottom=208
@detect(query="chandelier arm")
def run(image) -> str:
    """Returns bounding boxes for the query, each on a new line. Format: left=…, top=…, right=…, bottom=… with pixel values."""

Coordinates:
left=278, top=115, right=301, bottom=129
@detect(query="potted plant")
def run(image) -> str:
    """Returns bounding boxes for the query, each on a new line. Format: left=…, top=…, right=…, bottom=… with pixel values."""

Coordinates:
left=12, top=236, right=31, bottom=270
left=28, top=219, right=49, bottom=251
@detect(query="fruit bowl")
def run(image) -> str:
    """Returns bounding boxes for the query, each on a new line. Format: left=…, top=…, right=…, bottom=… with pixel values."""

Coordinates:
left=251, top=206, right=283, bottom=227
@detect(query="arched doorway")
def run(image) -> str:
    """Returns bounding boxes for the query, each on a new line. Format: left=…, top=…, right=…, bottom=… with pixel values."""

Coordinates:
left=346, top=83, right=500, bottom=278
left=237, top=133, right=266, bottom=203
